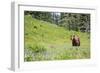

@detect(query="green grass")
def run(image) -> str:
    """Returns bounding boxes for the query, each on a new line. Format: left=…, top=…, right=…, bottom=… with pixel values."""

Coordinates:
left=24, top=15, right=90, bottom=61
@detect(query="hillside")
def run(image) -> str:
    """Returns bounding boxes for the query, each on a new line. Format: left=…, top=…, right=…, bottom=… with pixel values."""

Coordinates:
left=24, top=15, right=90, bottom=61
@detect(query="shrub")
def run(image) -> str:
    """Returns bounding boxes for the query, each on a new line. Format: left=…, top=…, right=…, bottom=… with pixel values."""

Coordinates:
left=25, top=56, right=33, bottom=61
left=28, top=45, right=46, bottom=53
left=34, top=26, right=37, bottom=29
left=40, top=25, right=42, bottom=27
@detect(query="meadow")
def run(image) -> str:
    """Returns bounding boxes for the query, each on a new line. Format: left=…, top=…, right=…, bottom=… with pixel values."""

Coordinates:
left=24, top=15, right=90, bottom=61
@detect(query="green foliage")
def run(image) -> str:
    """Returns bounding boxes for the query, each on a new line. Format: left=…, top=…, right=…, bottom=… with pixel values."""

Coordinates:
left=24, top=11, right=53, bottom=23
left=60, top=13, right=90, bottom=32
left=25, top=56, right=33, bottom=61
left=28, top=45, right=46, bottom=53
left=24, top=15, right=90, bottom=61
left=24, top=11, right=90, bottom=32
